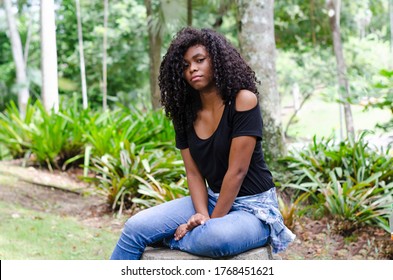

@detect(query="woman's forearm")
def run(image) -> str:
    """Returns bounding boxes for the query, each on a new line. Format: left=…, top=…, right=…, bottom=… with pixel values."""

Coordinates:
left=210, top=169, right=245, bottom=218
left=187, top=175, right=209, bottom=217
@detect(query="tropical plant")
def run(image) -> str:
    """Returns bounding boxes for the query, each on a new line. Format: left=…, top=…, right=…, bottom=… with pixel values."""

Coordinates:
left=366, top=69, right=393, bottom=131
left=0, top=100, right=34, bottom=158
left=278, top=191, right=310, bottom=230
left=86, top=140, right=187, bottom=214
left=280, top=131, right=393, bottom=232
left=82, top=106, right=174, bottom=158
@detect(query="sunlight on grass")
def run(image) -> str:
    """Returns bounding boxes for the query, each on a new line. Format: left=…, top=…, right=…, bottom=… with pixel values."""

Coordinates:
left=0, top=201, right=118, bottom=260
left=282, top=95, right=391, bottom=139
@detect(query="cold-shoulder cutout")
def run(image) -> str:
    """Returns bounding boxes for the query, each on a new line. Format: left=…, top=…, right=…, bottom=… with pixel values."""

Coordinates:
left=235, top=90, right=258, bottom=112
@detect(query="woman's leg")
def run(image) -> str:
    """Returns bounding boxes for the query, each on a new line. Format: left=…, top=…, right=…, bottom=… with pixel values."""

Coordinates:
left=166, top=209, right=270, bottom=258
left=110, top=196, right=195, bottom=260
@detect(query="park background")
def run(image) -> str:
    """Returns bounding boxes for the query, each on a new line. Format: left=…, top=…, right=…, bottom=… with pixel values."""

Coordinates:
left=0, top=0, right=392, bottom=259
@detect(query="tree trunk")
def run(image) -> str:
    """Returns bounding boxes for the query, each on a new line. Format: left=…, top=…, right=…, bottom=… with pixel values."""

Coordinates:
left=102, top=0, right=108, bottom=111
left=144, top=0, right=162, bottom=110
left=327, top=0, right=355, bottom=138
left=309, top=0, right=316, bottom=45
left=389, top=0, right=393, bottom=68
left=213, top=0, right=230, bottom=28
left=4, top=0, right=29, bottom=118
left=237, top=0, right=285, bottom=163
left=40, top=0, right=59, bottom=113
left=24, top=4, right=34, bottom=68
left=76, top=0, right=88, bottom=109
left=187, top=0, right=192, bottom=26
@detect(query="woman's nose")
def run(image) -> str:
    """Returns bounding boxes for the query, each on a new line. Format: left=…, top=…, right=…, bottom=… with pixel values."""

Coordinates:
left=190, top=62, right=198, bottom=72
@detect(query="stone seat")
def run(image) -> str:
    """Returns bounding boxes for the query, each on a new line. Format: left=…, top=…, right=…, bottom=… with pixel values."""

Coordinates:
left=141, top=245, right=275, bottom=260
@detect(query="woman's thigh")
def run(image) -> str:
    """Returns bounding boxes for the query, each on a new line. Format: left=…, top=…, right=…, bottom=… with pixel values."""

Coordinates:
left=122, top=196, right=196, bottom=244
left=168, top=210, right=270, bottom=258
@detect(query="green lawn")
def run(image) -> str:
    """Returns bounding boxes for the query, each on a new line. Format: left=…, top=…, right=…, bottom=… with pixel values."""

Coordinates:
left=0, top=201, right=119, bottom=260
left=282, top=95, right=391, bottom=139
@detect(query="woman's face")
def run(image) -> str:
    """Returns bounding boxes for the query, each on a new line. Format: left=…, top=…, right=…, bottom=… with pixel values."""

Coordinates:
left=183, top=45, right=215, bottom=92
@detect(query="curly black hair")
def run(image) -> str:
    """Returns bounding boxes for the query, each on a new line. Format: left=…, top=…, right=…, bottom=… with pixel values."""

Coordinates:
left=159, top=27, right=259, bottom=134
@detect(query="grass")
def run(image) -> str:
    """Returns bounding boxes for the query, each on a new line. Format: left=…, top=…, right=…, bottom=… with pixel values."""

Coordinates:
left=0, top=201, right=119, bottom=260
left=282, top=95, right=391, bottom=139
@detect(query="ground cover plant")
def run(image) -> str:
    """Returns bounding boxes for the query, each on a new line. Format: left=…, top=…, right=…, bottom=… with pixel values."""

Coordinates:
left=279, top=131, right=393, bottom=234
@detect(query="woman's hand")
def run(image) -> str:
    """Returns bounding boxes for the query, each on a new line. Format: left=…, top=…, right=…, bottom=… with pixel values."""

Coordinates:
left=174, top=213, right=210, bottom=241
left=174, top=224, right=189, bottom=241
left=186, top=213, right=210, bottom=230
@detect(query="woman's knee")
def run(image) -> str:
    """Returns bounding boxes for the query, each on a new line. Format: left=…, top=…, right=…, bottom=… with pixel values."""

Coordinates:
left=184, top=222, right=235, bottom=257
left=181, top=214, right=271, bottom=258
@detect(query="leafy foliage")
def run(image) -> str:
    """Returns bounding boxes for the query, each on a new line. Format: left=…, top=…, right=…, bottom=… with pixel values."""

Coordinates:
left=366, top=69, right=393, bottom=131
left=87, top=141, right=187, bottom=214
left=280, top=131, right=393, bottom=232
left=0, top=101, right=34, bottom=158
left=0, top=100, right=187, bottom=212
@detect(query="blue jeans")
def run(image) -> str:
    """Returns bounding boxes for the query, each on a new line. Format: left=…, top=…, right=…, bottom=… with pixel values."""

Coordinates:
left=110, top=192, right=271, bottom=260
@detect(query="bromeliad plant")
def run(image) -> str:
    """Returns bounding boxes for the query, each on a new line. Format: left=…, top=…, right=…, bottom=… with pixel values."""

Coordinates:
left=280, top=131, right=393, bottom=232
left=0, top=101, right=35, bottom=158
left=0, top=99, right=90, bottom=170
left=28, top=102, right=86, bottom=170
left=83, top=106, right=175, bottom=158
left=86, top=140, right=188, bottom=214
left=0, top=99, right=187, bottom=212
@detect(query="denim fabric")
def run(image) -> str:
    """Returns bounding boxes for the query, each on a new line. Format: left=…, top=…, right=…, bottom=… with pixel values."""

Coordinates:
left=110, top=187, right=292, bottom=260
left=209, top=187, right=296, bottom=254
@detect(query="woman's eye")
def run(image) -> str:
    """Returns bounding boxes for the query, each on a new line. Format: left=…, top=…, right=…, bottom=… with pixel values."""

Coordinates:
left=197, top=58, right=205, bottom=63
left=183, top=63, right=189, bottom=69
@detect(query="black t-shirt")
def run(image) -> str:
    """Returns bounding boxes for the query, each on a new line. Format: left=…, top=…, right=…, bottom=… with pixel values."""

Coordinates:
left=175, top=100, right=275, bottom=196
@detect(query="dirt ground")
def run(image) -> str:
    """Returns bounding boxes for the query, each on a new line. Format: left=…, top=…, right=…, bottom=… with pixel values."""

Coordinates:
left=0, top=164, right=392, bottom=260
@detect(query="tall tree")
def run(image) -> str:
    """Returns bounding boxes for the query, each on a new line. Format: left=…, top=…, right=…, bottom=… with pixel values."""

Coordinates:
left=237, top=0, right=285, bottom=163
left=40, top=0, right=59, bottom=113
left=102, top=0, right=108, bottom=111
left=187, top=0, right=192, bottom=26
left=144, top=0, right=187, bottom=109
left=75, top=0, right=88, bottom=109
left=390, top=0, right=393, bottom=67
left=4, top=0, right=29, bottom=118
left=144, top=0, right=162, bottom=110
left=327, top=0, right=355, bottom=138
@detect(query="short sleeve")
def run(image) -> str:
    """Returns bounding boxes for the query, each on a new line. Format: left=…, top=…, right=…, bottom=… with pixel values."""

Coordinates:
left=175, top=127, right=189, bottom=149
left=231, top=104, right=263, bottom=141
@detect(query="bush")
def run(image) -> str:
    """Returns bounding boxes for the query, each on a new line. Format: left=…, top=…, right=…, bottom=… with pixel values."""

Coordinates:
left=366, top=69, right=393, bottom=131
left=0, top=100, right=187, bottom=212
left=279, top=131, right=393, bottom=232
left=0, top=101, right=34, bottom=159
left=86, top=141, right=187, bottom=214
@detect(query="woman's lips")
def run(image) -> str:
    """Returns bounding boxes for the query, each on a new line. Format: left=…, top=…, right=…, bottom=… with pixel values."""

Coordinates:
left=191, top=75, right=202, bottom=82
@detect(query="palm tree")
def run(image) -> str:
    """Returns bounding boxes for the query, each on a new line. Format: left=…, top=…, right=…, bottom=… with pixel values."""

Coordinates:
left=40, top=0, right=59, bottom=113
left=4, top=0, right=29, bottom=118
left=144, top=0, right=186, bottom=109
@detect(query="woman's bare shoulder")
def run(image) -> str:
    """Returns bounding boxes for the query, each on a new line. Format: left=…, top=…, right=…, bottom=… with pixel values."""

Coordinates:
left=235, top=89, right=258, bottom=111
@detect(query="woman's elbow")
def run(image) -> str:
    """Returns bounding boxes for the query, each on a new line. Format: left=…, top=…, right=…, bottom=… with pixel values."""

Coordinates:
left=232, top=167, right=249, bottom=181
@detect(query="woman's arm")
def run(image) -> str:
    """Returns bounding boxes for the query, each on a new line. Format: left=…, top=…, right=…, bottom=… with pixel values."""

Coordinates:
left=173, top=149, right=209, bottom=240
left=180, top=148, right=209, bottom=218
left=210, top=135, right=256, bottom=218
left=211, top=89, right=258, bottom=218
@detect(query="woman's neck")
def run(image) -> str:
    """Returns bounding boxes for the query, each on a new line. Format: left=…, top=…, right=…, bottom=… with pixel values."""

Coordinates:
left=199, top=88, right=223, bottom=110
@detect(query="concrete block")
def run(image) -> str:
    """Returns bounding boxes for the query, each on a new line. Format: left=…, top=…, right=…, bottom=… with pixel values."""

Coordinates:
left=141, top=245, right=274, bottom=260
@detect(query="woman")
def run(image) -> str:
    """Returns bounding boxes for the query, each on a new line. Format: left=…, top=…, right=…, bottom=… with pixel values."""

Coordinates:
left=110, top=27, right=295, bottom=260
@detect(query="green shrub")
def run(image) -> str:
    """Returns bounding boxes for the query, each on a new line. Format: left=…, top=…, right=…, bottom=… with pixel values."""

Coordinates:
left=82, top=107, right=174, bottom=159
left=0, top=100, right=187, bottom=212
left=280, top=131, right=393, bottom=231
left=366, top=69, right=393, bottom=131
left=0, top=101, right=34, bottom=158
left=28, top=102, right=86, bottom=170
left=86, top=140, right=187, bottom=214
left=0, top=100, right=88, bottom=169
